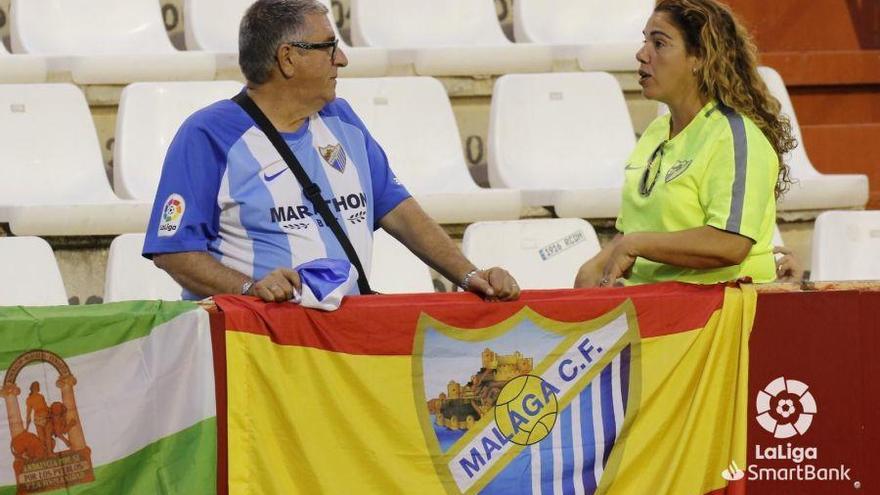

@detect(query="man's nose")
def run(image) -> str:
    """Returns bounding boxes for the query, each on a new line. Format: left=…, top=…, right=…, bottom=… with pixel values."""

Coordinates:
left=334, top=46, right=349, bottom=67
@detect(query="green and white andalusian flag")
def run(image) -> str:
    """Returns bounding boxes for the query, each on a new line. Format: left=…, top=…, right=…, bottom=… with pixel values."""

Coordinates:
left=0, top=301, right=216, bottom=495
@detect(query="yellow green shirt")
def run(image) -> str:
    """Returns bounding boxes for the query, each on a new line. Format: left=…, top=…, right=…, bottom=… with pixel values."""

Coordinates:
left=616, top=100, right=778, bottom=284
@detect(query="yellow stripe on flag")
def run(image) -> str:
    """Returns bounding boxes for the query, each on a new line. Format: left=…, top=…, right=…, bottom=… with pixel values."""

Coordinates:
left=607, top=286, right=754, bottom=494
left=226, top=332, right=447, bottom=495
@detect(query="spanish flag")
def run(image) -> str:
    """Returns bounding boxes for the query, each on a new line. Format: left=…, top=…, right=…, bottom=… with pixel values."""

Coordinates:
left=216, top=282, right=754, bottom=494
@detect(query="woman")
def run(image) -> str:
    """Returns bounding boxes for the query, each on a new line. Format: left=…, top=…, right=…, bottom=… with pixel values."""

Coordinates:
left=575, top=0, right=796, bottom=288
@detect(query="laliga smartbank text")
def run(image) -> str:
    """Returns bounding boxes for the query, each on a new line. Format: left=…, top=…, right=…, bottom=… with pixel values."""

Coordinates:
left=749, top=443, right=851, bottom=481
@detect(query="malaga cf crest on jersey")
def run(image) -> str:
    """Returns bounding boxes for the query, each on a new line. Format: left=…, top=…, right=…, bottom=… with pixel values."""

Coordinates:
left=413, top=302, right=641, bottom=494
left=319, top=144, right=347, bottom=173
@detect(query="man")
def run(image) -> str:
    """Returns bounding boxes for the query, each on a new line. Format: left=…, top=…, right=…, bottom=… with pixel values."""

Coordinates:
left=143, top=0, right=518, bottom=302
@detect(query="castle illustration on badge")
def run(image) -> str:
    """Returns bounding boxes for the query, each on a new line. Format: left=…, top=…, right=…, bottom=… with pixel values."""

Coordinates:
left=414, top=302, right=642, bottom=495
left=2, top=350, right=94, bottom=494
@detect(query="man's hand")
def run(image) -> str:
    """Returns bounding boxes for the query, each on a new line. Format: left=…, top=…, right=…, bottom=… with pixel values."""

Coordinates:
left=774, top=246, right=804, bottom=282
left=251, top=268, right=302, bottom=302
left=465, top=267, right=520, bottom=301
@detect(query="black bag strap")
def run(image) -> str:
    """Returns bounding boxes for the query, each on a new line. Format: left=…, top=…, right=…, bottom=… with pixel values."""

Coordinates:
left=232, top=91, right=373, bottom=295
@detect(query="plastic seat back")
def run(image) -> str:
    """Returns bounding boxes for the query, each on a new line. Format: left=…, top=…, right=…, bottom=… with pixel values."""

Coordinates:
left=0, top=237, right=68, bottom=306
left=0, top=84, right=116, bottom=207
left=489, top=72, right=635, bottom=189
left=351, top=0, right=509, bottom=47
left=811, top=211, right=880, bottom=281
left=11, top=0, right=175, bottom=55
left=337, top=77, right=478, bottom=194
left=514, top=0, right=652, bottom=43
left=105, top=234, right=183, bottom=302
left=757, top=66, right=818, bottom=179
left=115, top=81, right=243, bottom=200
left=370, top=230, right=434, bottom=294
left=462, top=219, right=601, bottom=289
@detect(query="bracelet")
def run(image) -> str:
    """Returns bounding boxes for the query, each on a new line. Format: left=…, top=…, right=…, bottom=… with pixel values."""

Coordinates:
left=240, top=280, right=255, bottom=296
left=460, top=269, right=480, bottom=292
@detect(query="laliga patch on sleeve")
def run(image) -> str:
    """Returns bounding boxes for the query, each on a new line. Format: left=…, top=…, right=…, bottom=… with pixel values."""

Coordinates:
left=158, top=194, right=186, bottom=237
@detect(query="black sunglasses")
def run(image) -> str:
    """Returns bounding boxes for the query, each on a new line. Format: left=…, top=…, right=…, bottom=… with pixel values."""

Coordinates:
left=639, top=140, right=667, bottom=197
left=284, top=39, right=339, bottom=62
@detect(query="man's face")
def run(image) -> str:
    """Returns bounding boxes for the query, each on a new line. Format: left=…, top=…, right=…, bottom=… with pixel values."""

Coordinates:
left=281, top=13, right=348, bottom=106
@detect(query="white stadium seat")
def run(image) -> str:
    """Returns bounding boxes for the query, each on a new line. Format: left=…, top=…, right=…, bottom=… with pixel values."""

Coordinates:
left=513, top=0, right=652, bottom=71
left=0, top=84, right=151, bottom=235
left=369, top=229, right=435, bottom=294
left=115, top=81, right=243, bottom=200
left=104, top=234, right=183, bottom=302
left=488, top=72, right=636, bottom=219
left=758, top=67, right=869, bottom=211
left=185, top=0, right=389, bottom=77
left=810, top=211, right=880, bottom=281
left=337, top=77, right=522, bottom=223
left=0, top=40, right=47, bottom=83
left=350, top=0, right=553, bottom=76
left=462, top=218, right=601, bottom=289
left=0, top=237, right=68, bottom=306
left=10, top=0, right=215, bottom=84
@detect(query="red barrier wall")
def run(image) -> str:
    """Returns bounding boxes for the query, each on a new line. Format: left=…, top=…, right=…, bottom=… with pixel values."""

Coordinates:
left=748, top=290, right=880, bottom=492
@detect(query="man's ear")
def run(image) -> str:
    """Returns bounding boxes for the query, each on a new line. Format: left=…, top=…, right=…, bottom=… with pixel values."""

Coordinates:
left=276, top=44, right=296, bottom=79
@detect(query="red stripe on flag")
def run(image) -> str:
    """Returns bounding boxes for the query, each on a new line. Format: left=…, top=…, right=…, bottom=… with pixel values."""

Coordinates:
left=215, top=282, right=724, bottom=355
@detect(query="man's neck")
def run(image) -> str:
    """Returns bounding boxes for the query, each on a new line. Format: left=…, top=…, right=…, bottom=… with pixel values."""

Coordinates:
left=666, top=90, right=708, bottom=140
left=246, top=83, right=316, bottom=133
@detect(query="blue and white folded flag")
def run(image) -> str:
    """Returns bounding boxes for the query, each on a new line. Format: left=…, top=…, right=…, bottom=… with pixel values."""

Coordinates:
left=292, top=258, right=359, bottom=311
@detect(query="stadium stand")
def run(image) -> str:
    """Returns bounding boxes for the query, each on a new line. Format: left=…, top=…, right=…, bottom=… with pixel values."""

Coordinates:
left=114, top=81, right=244, bottom=201
left=0, top=84, right=151, bottom=235
left=759, top=67, right=869, bottom=212
left=349, top=0, right=553, bottom=76
left=0, top=236, right=69, bottom=306
left=810, top=211, right=880, bottom=281
left=104, top=234, right=183, bottom=302
left=184, top=0, right=390, bottom=77
left=488, top=72, right=635, bottom=219
left=336, top=77, right=522, bottom=223
left=462, top=218, right=601, bottom=289
left=369, top=229, right=435, bottom=294
left=513, top=0, right=652, bottom=71
left=10, top=0, right=215, bottom=84
left=0, top=41, right=48, bottom=83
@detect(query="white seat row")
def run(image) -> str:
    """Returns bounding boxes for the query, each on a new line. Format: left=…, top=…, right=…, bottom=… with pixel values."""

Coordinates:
left=1, top=0, right=650, bottom=84
left=1, top=69, right=867, bottom=237
left=9, top=210, right=877, bottom=306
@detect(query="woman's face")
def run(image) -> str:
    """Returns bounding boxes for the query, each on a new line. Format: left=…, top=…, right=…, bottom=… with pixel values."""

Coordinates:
left=635, top=12, right=700, bottom=104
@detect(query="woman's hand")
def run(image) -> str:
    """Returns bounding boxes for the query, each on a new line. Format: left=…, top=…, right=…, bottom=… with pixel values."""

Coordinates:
left=774, top=246, right=804, bottom=282
left=574, top=257, right=606, bottom=288
left=601, top=235, right=637, bottom=285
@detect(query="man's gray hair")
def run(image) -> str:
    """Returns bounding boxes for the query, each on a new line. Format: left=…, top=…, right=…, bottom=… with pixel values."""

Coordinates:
left=239, top=0, right=330, bottom=84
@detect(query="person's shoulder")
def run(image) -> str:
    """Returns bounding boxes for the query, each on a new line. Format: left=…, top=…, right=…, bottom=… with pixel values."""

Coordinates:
left=179, top=98, right=252, bottom=147
left=710, top=105, right=775, bottom=155
left=320, top=98, right=366, bottom=128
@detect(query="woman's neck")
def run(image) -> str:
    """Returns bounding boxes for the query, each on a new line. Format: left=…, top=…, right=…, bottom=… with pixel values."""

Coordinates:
left=666, top=90, right=709, bottom=139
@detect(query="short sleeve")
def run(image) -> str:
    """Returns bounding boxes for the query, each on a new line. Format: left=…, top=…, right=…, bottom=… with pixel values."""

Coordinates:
left=142, top=121, right=226, bottom=258
left=329, top=99, right=411, bottom=227
left=699, top=123, right=775, bottom=243
left=365, top=135, right=410, bottom=225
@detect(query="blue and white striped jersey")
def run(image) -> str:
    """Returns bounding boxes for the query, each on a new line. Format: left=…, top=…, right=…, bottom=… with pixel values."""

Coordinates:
left=143, top=95, right=410, bottom=300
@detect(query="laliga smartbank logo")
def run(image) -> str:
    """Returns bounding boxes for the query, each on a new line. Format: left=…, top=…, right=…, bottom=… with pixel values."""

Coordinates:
left=741, top=376, right=856, bottom=485
left=756, top=376, right=816, bottom=438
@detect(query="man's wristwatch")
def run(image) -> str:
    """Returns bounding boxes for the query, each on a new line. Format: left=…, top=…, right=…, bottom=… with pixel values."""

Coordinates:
left=240, top=280, right=255, bottom=296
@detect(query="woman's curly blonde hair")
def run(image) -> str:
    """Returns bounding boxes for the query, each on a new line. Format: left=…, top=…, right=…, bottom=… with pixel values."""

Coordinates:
left=655, top=0, right=797, bottom=198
